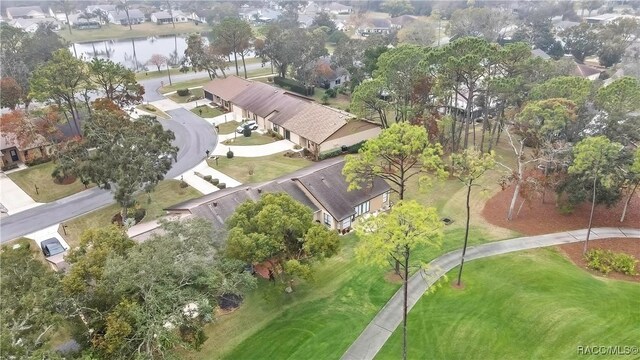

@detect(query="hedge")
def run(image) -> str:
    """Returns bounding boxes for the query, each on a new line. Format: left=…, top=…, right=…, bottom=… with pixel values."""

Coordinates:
left=273, top=76, right=314, bottom=96
left=26, top=157, right=52, bottom=167
left=317, top=140, right=366, bottom=160
left=218, top=183, right=226, bottom=189
left=176, top=88, right=190, bottom=96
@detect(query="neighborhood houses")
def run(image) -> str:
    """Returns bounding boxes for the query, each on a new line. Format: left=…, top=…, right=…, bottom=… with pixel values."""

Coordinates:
left=0, top=1, right=639, bottom=360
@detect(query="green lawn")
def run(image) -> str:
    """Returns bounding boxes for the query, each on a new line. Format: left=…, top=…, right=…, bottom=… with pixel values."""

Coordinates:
left=7, top=162, right=90, bottom=203
left=207, top=152, right=311, bottom=184
left=159, top=68, right=274, bottom=94
left=2, top=237, right=48, bottom=266
left=61, top=22, right=206, bottom=43
left=61, top=180, right=201, bottom=248
left=187, top=227, right=497, bottom=359
left=377, top=248, right=640, bottom=359
left=167, top=88, right=205, bottom=103
left=136, top=104, right=171, bottom=119
left=222, top=133, right=275, bottom=146
left=136, top=67, right=186, bottom=81
left=192, top=105, right=224, bottom=118
left=217, top=121, right=240, bottom=135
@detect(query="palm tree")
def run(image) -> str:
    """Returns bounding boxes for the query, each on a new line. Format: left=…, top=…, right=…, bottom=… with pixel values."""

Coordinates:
left=93, top=9, right=110, bottom=26
left=115, top=0, right=132, bottom=30
left=58, top=0, right=74, bottom=35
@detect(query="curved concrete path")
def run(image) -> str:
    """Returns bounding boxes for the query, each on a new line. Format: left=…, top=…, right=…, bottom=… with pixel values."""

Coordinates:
left=341, top=227, right=640, bottom=360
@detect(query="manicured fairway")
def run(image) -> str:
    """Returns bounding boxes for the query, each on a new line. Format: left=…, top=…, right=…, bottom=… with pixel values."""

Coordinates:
left=377, top=248, right=640, bottom=359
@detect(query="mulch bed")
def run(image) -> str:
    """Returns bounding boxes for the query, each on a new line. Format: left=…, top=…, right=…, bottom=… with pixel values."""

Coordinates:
left=482, top=185, right=640, bottom=236
left=53, top=175, right=76, bottom=185
left=557, top=238, right=640, bottom=283
left=482, top=185, right=640, bottom=282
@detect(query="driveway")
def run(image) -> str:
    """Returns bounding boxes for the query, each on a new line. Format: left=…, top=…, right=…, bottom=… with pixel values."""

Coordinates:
left=341, top=227, right=640, bottom=360
left=0, top=172, right=43, bottom=215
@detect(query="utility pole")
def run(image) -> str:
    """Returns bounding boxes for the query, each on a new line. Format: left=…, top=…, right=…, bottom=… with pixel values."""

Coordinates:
left=167, top=64, right=173, bottom=85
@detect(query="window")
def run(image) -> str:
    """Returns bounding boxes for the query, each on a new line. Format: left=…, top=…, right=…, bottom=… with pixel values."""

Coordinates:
left=335, top=78, right=341, bottom=85
left=341, top=217, right=351, bottom=229
left=253, top=114, right=258, bottom=121
left=323, top=212, right=333, bottom=227
left=382, top=191, right=388, bottom=204
left=273, top=124, right=280, bottom=132
left=354, top=201, right=370, bottom=216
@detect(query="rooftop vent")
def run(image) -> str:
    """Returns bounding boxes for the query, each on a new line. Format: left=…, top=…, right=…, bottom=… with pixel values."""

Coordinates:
left=212, top=202, right=217, bottom=207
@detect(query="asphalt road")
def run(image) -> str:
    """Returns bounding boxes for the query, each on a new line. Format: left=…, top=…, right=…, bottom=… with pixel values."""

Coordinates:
left=142, top=61, right=270, bottom=102
left=0, top=103, right=217, bottom=243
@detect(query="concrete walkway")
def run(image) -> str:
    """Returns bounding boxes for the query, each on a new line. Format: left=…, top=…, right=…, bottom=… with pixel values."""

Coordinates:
left=213, top=136, right=296, bottom=157
left=175, top=160, right=242, bottom=195
left=341, top=227, right=640, bottom=360
left=0, top=172, right=43, bottom=215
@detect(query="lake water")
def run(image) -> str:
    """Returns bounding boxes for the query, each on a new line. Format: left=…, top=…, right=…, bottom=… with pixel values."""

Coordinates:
left=70, top=34, right=207, bottom=71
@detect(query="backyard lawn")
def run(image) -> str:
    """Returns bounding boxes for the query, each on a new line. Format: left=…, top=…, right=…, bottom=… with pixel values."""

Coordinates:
left=377, top=248, right=640, bottom=359
left=222, top=133, right=275, bottom=146
left=207, top=152, right=311, bottom=184
left=187, top=227, right=498, bottom=359
left=167, top=88, right=205, bottom=103
left=7, top=162, right=90, bottom=203
left=217, top=121, right=240, bottom=135
left=61, top=180, right=201, bottom=248
left=191, top=105, right=224, bottom=118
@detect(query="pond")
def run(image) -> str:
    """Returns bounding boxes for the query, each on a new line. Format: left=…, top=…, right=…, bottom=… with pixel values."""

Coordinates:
left=70, top=34, right=206, bottom=71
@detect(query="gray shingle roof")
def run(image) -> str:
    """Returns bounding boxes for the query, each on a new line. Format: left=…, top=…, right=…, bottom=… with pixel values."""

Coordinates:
left=6, top=6, right=44, bottom=18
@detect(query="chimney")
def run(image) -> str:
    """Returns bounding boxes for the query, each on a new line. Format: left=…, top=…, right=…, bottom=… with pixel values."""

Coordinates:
left=212, top=202, right=217, bottom=207
left=257, top=188, right=262, bottom=194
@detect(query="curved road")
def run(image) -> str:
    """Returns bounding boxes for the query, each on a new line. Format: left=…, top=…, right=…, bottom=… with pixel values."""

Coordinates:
left=0, top=75, right=223, bottom=243
left=341, top=227, right=640, bottom=360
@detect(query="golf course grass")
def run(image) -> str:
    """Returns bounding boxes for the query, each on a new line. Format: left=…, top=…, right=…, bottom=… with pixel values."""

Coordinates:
left=377, top=248, right=640, bottom=359
left=187, top=227, right=497, bottom=359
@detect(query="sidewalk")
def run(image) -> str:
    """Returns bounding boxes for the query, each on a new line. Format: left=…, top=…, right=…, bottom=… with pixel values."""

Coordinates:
left=175, top=160, right=242, bottom=195
left=341, top=227, right=640, bottom=360
left=213, top=139, right=295, bottom=157
left=0, top=172, right=43, bottom=215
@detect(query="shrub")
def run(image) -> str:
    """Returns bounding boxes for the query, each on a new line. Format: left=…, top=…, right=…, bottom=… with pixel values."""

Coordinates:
left=179, top=180, right=189, bottom=188
left=321, top=94, right=330, bottom=105
left=203, top=175, right=212, bottom=181
left=325, top=88, right=337, bottom=98
left=177, top=88, right=190, bottom=96
left=210, top=178, right=219, bottom=186
left=243, top=126, right=252, bottom=137
left=585, top=249, right=639, bottom=275
left=132, top=208, right=146, bottom=224
left=217, top=183, right=226, bottom=189
left=1, top=163, right=19, bottom=171
left=273, top=76, right=314, bottom=96
left=26, top=157, right=52, bottom=166
left=144, top=105, right=157, bottom=112
left=318, top=148, right=342, bottom=160
left=293, top=144, right=302, bottom=150
left=227, top=150, right=234, bottom=159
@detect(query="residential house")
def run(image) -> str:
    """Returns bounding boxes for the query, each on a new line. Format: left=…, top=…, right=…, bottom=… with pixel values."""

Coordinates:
left=86, top=5, right=117, bottom=14
left=1, top=132, right=51, bottom=169
left=298, top=14, right=314, bottom=28
left=187, top=11, right=207, bottom=24
left=48, top=7, right=69, bottom=22
left=585, top=13, right=620, bottom=24
left=389, top=15, right=417, bottom=29
left=109, top=8, right=145, bottom=25
left=8, top=18, right=60, bottom=32
left=203, top=76, right=381, bottom=156
left=151, top=10, right=188, bottom=24
left=313, top=57, right=350, bottom=89
left=203, top=75, right=252, bottom=111
left=67, top=13, right=101, bottom=28
left=574, top=63, right=603, bottom=80
left=6, top=6, right=46, bottom=19
left=323, top=2, right=353, bottom=15
left=531, top=48, right=551, bottom=60
left=335, top=20, right=346, bottom=31
left=357, top=18, right=392, bottom=36
left=553, top=20, right=580, bottom=33
left=164, top=160, right=391, bottom=232
left=301, top=2, right=321, bottom=15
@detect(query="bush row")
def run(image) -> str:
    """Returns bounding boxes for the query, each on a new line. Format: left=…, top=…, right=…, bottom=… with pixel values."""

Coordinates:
left=317, top=141, right=366, bottom=160
left=273, top=77, right=315, bottom=96
left=26, top=157, right=52, bottom=167
left=585, top=249, right=638, bottom=275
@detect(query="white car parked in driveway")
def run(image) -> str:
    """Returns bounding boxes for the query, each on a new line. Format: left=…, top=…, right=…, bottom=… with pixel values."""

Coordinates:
left=236, top=120, right=259, bottom=133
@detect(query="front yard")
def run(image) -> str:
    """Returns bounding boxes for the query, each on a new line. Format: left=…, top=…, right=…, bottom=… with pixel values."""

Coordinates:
left=7, top=162, right=91, bottom=203
left=191, top=105, right=224, bottom=118
left=167, top=88, right=205, bottom=103
left=222, top=133, right=275, bottom=146
left=136, top=104, right=171, bottom=119
left=60, top=180, right=201, bottom=248
left=217, top=121, right=241, bottom=135
left=207, top=152, right=312, bottom=184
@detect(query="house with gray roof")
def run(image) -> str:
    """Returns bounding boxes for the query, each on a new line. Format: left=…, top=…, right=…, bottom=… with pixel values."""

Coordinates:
left=109, top=8, right=145, bottom=25
left=6, top=6, right=46, bottom=19
left=203, top=76, right=381, bottom=157
left=358, top=18, right=392, bottom=36
left=165, top=160, right=391, bottom=232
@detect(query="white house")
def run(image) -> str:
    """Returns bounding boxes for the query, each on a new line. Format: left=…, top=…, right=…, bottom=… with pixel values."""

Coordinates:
left=8, top=18, right=60, bottom=32
left=151, top=10, right=188, bottom=24
left=6, top=6, right=46, bottom=19
left=323, top=2, right=353, bottom=15
left=109, top=9, right=145, bottom=25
